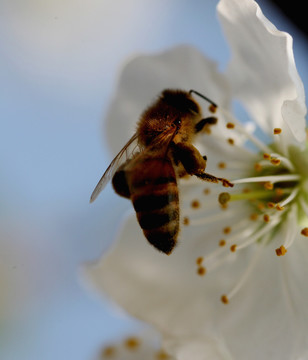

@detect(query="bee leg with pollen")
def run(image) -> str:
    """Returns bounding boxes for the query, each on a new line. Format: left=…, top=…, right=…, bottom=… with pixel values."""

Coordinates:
left=195, top=172, right=233, bottom=188
left=172, top=142, right=207, bottom=175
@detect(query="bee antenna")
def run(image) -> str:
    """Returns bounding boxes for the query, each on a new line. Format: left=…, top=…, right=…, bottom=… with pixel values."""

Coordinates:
left=189, top=90, right=218, bottom=110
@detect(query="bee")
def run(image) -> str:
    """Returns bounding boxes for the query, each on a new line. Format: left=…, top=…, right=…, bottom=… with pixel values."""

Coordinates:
left=90, top=89, right=233, bottom=255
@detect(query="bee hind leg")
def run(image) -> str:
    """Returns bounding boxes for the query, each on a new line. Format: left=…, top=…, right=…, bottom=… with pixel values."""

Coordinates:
left=172, top=142, right=233, bottom=188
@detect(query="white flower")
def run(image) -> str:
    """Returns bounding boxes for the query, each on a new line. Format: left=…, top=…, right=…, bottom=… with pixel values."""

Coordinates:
left=85, top=0, right=308, bottom=359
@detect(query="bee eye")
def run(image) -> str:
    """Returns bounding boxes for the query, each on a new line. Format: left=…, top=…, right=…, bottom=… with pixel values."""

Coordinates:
left=174, top=118, right=181, bottom=126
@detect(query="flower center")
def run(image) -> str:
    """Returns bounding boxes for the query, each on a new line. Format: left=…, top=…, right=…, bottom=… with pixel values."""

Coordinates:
left=181, top=109, right=308, bottom=304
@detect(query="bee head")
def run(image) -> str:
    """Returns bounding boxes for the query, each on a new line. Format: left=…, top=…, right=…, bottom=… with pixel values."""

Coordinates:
left=161, top=89, right=201, bottom=115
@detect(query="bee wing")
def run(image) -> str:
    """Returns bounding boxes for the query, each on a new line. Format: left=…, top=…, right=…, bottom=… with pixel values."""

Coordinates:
left=144, top=125, right=179, bottom=155
left=90, top=132, right=139, bottom=203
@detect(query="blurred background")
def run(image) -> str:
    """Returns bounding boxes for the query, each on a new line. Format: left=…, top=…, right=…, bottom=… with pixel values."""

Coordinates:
left=0, top=1, right=307, bottom=359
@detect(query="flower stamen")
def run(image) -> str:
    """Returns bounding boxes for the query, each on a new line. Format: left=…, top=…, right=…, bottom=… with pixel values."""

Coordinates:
left=232, top=174, right=301, bottom=185
left=220, top=234, right=269, bottom=304
left=219, top=108, right=272, bottom=153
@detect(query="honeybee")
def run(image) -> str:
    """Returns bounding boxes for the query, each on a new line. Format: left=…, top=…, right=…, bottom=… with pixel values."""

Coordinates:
left=90, top=89, right=233, bottom=255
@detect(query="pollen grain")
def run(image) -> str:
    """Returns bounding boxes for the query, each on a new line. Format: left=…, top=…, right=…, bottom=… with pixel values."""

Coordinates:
left=230, top=244, right=237, bottom=252
left=183, top=216, right=190, bottom=225
left=301, top=228, right=308, bottom=237
left=276, top=204, right=284, bottom=211
left=196, top=256, right=203, bottom=265
left=191, top=200, right=200, bottom=209
left=264, top=182, right=273, bottom=190
left=156, top=349, right=171, bottom=359
left=218, top=161, right=226, bottom=169
left=276, top=245, right=287, bottom=256
left=250, top=213, right=259, bottom=221
left=221, top=295, right=229, bottom=304
left=219, top=239, right=226, bottom=247
left=197, top=266, right=206, bottom=276
left=270, top=158, right=281, bottom=166
left=227, top=138, right=235, bottom=145
left=273, top=128, right=282, bottom=135
left=101, top=346, right=116, bottom=358
left=226, top=122, right=235, bottom=129
left=254, top=163, right=262, bottom=172
left=263, top=153, right=271, bottom=160
left=263, top=214, right=270, bottom=223
left=124, top=337, right=140, bottom=350
left=223, top=226, right=231, bottom=234
left=209, top=104, right=217, bottom=113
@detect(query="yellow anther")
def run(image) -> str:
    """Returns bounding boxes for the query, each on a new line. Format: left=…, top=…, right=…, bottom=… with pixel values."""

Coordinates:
left=230, top=244, right=237, bottom=252
left=196, top=256, right=203, bottom=265
left=267, top=202, right=275, bottom=208
left=263, top=214, right=270, bottom=223
left=250, top=213, right=259, bottom=221
left=227, top=138, right=235, bottom=145
left=301, top=228, right=308, bottom=237
left=264, top=182, right=273, bottom=190
left=270, top=158, right=281, bottom=166
left=209, top=104, right=217, bottom=113
left=254, top=163, right=262, bottom=172
left=263, top=153, right=271, bottom=160
left=124, top=337, right=140, bottom=350
left=221, top=295, right=229, bottom=304
left=276, top=204, right=284, bottom=211
left=219, top=239, right=226, bottom=247
left=191, top=200, right=200, bottom=209
left=183, top=216, right=190, bottom=225
left=273, top=128, right=282, bottom=135
left=226, top=122, right=235, bottom=129
left=101, top=346, right=116, bottom=358
left=197, top=266, right=206, bottom=276
left=223, top=226, right=231, bottom=234
left=156, top=349, right=171, bottom=359
left=218, top=161, right=226, bottom=169
left=275, top=245, right=287, bottom=256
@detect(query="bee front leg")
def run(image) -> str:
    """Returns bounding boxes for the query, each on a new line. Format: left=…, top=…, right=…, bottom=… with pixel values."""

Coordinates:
left=194, top=116, right=217, bottom=133
left=112, top=164, right=131, bottom=198
left=173, top=143, right=233, bottom=188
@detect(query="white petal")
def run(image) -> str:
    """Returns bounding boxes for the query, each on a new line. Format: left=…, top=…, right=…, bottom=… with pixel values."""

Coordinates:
left=217, top=0, right=306, bottom=144
left=85, top=210, right=308, bottom=359
left=104, top=45, right=231, bottom=156
left=164, top=335, right=233, bottom=360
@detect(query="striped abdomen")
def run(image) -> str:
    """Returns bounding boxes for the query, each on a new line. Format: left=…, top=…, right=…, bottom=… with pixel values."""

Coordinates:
left=127, top=157, right=179, bottom=255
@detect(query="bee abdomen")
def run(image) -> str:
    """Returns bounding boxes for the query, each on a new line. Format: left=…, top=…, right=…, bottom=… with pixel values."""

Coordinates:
left=142, top=220, right=179, bottom=255
left=129, top=157, right=180, bottom=254
left=132, top=189, right=179, bottom=255
left=133, top=193, right=177, bottom=212
left=137, top=207, right=178, bottom=230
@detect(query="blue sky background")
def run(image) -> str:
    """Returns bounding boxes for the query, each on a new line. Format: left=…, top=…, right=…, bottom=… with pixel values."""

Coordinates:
left=0, top=1, right=307, bottom=359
